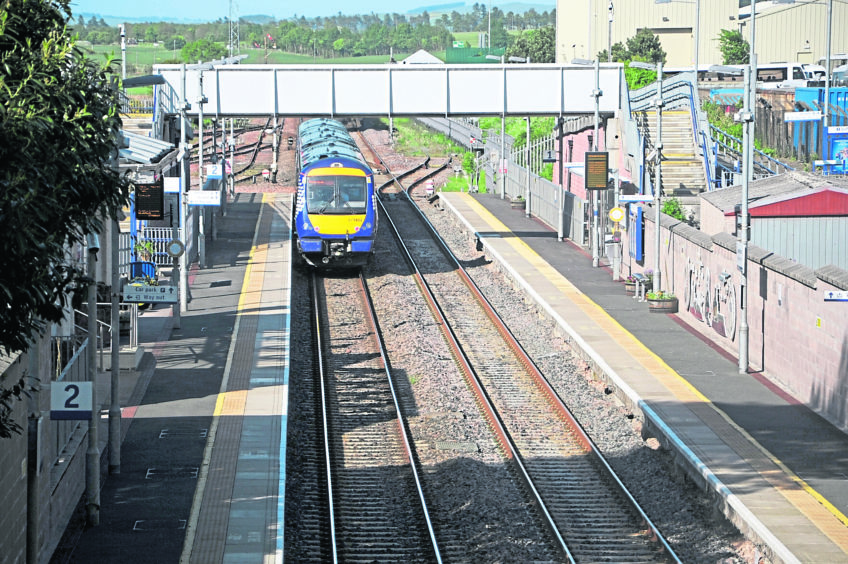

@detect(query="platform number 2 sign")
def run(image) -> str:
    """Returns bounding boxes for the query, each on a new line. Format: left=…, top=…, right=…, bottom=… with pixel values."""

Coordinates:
left=51, top=381, right=93, bottom=420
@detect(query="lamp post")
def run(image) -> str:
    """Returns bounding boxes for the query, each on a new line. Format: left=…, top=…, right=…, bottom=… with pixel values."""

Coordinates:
left=179, top=64, right=190, bottom=313
left=607, top=1, right=613, bottom=63
left=712, top=64, right=752, bottom=374
left=823, top=0, right=833, bottom=151
left=631, top=61, right=664, bottom=291
left=85, top=233, right=100, bottom=526
left=572, top=58, right=603, bottom=267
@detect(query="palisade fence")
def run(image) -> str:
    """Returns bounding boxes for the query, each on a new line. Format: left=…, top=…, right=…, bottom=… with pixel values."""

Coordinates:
left=416, top=117, right=588, bottom=246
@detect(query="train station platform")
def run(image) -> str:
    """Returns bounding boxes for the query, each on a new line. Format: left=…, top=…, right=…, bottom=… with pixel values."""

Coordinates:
left=439, top=191, right=848, bottom=564
left=56, top=193, right=292, bottom=563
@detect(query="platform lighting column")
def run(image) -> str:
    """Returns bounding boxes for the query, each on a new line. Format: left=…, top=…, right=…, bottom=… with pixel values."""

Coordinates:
left=607, top=1, right=613, bottom=63
left=120, top=25, right=126, bottom=80
left=179, top=64, right=189, bottom=312
left=592, top=59, right=602, bottom=267
left=85, top=234, right=100, bottom=526
left=109, top=129, right=121, bottom=475
left=738, top=64, right=752, bottom=375
left=197, top=68, right=209, bottom=269
left=823, top=0, right=833, bottom=149
left=653, top=62, right=663, bottom=292
left=711, top=64, right=751, bottom=374
left=557, top=117, right=565, bottom=241
left=230, top=119, right=236, bottom=197
left=501, top=114, right=506, bottom=200
left=525, top=116, right=531, bottom=217
left=572, top=58, right=603, bottom=267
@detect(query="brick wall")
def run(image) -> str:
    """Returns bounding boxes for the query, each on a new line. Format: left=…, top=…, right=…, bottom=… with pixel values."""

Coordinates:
left=622, top=210, right=848, bottom=431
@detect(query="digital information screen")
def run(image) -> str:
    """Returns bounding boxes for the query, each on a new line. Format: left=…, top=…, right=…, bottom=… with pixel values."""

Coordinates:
left=135, top=179, right=164, bottom=220
left=584, top=151, right=610, bottom=190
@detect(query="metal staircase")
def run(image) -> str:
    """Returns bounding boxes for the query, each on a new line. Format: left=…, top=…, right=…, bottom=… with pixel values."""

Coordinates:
left=633, top=108, right=706, bottom=203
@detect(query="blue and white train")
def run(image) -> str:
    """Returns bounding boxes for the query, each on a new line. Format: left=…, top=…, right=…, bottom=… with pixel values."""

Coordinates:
left=293, top=118, right=378, bottom=268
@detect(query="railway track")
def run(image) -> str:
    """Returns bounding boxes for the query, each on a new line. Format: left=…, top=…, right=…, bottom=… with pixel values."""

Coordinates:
left=310, top=272, right=441, bottom=563
left=365, top=135, right=681, bottom=562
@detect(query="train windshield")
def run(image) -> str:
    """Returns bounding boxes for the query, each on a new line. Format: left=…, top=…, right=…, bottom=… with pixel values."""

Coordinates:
left=306, top=176, right=368, bottom=214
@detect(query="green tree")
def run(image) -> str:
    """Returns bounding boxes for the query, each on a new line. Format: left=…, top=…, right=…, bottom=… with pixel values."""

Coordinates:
left=625, top=28, right=665, bottom=64
left=598, top=41, right=629, bottom=63
left=1, top=0, right=129, bottom=437
left=718, top=29, right=749, bottom=64
left=505, top=25, right=554, bottom=63
left=181, top=38, right=226, bottom=62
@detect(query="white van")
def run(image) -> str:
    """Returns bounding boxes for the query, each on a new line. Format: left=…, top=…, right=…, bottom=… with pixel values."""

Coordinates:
left=756, top=62, right=811, bottom=89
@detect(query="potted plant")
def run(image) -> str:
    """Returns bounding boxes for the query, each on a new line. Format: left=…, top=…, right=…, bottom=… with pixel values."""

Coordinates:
left=510, top=194, right=526, bottom=210
left=646, top=290, right=679, bottom=314
left=134, top=239, right=155, bottom=262
left=624, top=275, right=638, bottom=295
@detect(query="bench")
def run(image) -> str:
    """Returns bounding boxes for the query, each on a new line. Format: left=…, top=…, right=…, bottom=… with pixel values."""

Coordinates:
left=632, top=273, right=649, bottom=302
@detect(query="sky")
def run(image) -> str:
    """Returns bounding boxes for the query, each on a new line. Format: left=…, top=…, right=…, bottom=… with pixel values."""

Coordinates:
left=69, top=0, right=444, bottom=21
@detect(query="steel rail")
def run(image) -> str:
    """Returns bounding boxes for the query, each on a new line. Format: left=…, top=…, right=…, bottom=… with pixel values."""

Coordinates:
left=309, top=272, right=338, bottom=563
left=358, top=271, right=444, bottom=564
left=359, top=129, right=681, bottom=562
left=402, top=180, right=682, bottom=562
left=374, top=191, right=576, bottom=563
left=312, top=270, right=442, bottom=563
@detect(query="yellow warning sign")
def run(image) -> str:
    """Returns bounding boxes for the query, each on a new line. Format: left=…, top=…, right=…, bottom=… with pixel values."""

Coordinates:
left=609, top=206, right=625, bottom=223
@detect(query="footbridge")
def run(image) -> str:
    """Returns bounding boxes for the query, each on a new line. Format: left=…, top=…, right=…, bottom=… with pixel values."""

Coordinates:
left=153, top=63, right=624, bottom=118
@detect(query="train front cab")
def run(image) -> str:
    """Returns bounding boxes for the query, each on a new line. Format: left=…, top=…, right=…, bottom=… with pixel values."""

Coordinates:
left=296, top=163, right=376, bottom=268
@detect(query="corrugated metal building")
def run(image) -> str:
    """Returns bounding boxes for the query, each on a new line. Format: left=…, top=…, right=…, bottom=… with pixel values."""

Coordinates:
left=556, top=0, right=847, bottom=69
left=699, top=171, right=848, bottom=270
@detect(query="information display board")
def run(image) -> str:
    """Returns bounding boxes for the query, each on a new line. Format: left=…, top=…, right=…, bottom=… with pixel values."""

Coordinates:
left=584, top=151, right=609, bottom=190
left=135, top=179, right=164, bottom=220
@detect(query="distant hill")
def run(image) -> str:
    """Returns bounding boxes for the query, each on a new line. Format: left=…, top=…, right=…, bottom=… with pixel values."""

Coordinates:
left=411, top=1, right=555, bottom=16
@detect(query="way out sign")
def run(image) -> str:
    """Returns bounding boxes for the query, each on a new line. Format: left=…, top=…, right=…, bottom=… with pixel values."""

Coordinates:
left=51, top=382, right=93, bottom=420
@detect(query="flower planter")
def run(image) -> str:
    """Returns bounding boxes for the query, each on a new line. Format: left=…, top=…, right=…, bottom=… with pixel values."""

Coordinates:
left=624, top=281, right=636, bottom=296
left=510, top=198, right=526, bottom=210
left=647, top=296, right=679, bottom=314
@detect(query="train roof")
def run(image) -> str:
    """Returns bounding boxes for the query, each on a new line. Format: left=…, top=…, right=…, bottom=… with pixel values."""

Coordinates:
left=298, top=118, right=368, bottom=171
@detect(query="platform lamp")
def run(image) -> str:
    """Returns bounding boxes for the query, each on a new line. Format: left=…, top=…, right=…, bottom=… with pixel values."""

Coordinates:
left=629, top=60, right=664, bottom=291
left=711, top=64, right=752, bottom=375
left=571, top=58, right=603, bottom=267
left=114, top=73, right=167, bottom=476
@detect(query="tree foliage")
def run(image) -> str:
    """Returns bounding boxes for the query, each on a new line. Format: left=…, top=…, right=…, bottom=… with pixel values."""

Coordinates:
left=0, top=0, right=129, bottom=436
left=718, top=29, right=749, bottom=64
left=181, top=38, right=227, bottom=62
left=505, top=25, right=554, bottom=63
left=601, top=28, right=666, bottom=65
left=627, top=28, right=666, bottom=64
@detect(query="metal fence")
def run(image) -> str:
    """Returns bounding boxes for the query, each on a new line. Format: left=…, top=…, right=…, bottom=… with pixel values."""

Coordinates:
left=418, top=117, right=588, bottom=246
left=50, top=338, right=88, bottom=466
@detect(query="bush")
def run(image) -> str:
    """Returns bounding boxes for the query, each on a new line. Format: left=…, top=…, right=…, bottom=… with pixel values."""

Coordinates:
left=662, top=197, right=685, bottom=221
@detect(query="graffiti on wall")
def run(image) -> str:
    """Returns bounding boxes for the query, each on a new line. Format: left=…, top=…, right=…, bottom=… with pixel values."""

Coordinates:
left=683, top=257, right=737, bottom=340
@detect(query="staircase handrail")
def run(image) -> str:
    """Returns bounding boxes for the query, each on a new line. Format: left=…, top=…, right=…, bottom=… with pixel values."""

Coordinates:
left=628, top=71, right=714, bottom=193
left=709, top=124, right=795, bottom=176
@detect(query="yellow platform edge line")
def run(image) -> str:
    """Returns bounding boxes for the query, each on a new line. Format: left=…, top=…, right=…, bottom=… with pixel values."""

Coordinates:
left=181, top=193, right=272, bottom=563
left=457, top=193, right=848, bottom=537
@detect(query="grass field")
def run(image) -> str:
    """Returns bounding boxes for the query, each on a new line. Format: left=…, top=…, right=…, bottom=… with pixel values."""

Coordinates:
left=84, top=42, right=432, bottom=76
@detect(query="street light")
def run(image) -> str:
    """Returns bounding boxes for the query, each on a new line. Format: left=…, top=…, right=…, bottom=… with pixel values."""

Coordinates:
left=572, top=58, right=603, bottom=267
left=711, top=64, right=752, bottom=375
left=630, top=60, right=664, bottom=292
